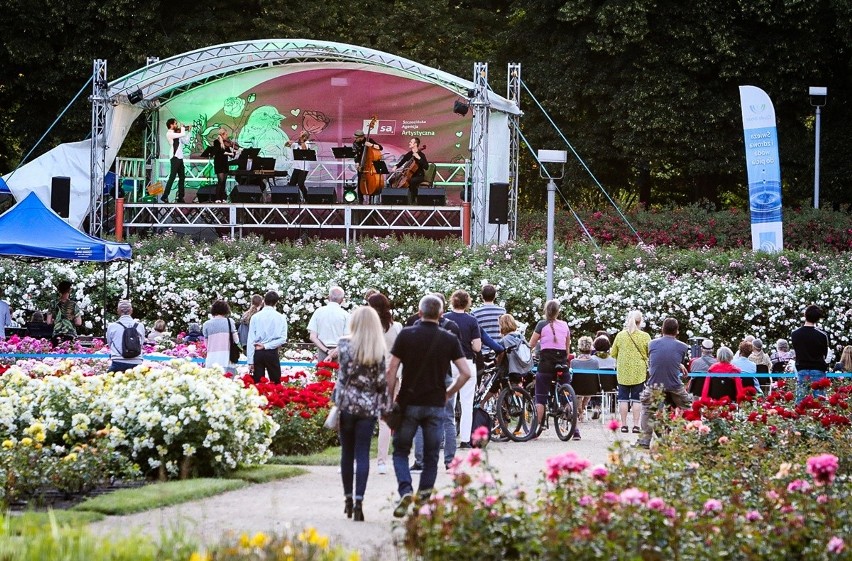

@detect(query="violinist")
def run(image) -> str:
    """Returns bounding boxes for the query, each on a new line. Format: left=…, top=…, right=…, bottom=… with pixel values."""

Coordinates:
left=286, top=130, right=311, bottom=150
left=213, top=128, right=237, bottom=201
left=395, top=137, right=429, bottom=204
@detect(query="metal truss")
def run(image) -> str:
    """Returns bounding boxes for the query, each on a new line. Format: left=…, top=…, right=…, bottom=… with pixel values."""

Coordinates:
left=89, top=59, right=108, bottom=236
left=507, top=63, right=521, bottom=241
left=121, top=203, right=463, bottom=243
left=108, top=40, right=491, bottom=105
left=143, top=108, right=159, bottom=185
left=469, top=63, right=490, bottom=246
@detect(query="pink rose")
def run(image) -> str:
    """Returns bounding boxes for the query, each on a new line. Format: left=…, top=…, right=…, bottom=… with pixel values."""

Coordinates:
left=828, top=536, right=845, bottom=554
left=806, top=453, right=839, bottom=486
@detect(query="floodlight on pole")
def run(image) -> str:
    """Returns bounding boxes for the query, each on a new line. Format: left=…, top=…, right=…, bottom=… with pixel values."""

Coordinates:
left=538, top=149, right=568, bottom=301
left=809, top=86, right=827, bottom=209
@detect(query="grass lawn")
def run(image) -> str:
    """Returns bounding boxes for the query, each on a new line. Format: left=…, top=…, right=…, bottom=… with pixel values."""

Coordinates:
left=71, top=479, right=248, bottom=516
left=229, top=465, right=307, bottom=484
left=2, top=510, right=105, bottom=533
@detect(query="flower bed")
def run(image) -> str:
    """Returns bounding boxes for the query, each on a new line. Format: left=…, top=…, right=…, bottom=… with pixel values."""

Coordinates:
left=402, top=382, right=852, bottom=560
left=0, top=359, right=278, bottom=508
left=5, top=236, right=852, bottom=351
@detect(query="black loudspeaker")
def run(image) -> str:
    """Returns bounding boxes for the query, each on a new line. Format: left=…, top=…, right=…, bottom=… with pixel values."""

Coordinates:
left=488, top=182, right=509, bottom=225
left=417, top=188, right=446, bottom=206
left=232, top=184, right=263, bottom=203
left=270, top=185, right=301, bottom=203
left=304, top=186, right=336, bottom=204
left=196, top=186, right=217, bottom=202
left=51, top=176, right=71, bottom=218
left=382, top=188, right=409, bottom=205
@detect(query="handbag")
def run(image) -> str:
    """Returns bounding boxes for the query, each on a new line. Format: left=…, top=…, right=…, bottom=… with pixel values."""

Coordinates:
left=228, top=318, right=243, bottom=363
left=323, top=405, right=340, bottom=430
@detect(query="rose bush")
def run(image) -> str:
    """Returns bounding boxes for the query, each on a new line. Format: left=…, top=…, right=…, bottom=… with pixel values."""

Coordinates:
left=3, top=236, right=852, bottom=353
left=402, top=383, right=852, bottom=560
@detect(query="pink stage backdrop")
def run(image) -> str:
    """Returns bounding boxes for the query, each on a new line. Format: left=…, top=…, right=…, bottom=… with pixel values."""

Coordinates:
left=166, top=66, right=472, bottom=167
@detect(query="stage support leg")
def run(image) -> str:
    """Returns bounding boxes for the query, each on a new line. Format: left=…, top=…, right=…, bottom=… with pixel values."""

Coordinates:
left=463, top=201, right=471, bottom=246
left=115, top=197, right=124, bottom=241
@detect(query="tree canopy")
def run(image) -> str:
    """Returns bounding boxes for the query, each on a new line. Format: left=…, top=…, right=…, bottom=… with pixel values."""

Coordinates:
left=1, top=0, right=849, bottom=209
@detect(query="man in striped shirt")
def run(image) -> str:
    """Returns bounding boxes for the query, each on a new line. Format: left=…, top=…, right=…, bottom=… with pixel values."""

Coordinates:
left=471, top=284, right=505, bottom=340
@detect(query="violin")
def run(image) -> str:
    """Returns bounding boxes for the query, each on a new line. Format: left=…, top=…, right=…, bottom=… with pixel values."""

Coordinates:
left=285, top=131, right=311, bottom=148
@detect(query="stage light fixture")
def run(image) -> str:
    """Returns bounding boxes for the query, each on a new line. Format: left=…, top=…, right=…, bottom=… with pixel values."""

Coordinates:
left=127, top=89, right=144, bottom=104
left=453, top=99, right=470, bottom=116
left=343, top=184, right=358, bottom=203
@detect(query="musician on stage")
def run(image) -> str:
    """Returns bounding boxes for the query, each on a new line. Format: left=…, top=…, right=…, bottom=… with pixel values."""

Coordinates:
left=353, top=129, right=384, bottom=204
left=161, top=119, right=192, bottom=204
left=395, top=137, right=429, bottom=204
left=213, top=128, right=237, bottom=201
left=287, top=131, right=311, bottom=150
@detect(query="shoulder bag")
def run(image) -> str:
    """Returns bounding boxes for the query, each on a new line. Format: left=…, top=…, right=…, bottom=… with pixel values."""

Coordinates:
left=228, top=318, right=243, bottom=364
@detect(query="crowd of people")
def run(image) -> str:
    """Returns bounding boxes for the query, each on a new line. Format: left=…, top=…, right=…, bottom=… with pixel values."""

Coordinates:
left=2, top=279, right=846, bottom=520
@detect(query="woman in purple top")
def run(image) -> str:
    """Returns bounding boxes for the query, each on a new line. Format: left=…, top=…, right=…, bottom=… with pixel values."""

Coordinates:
left=528, top=299, right=571, bottom=427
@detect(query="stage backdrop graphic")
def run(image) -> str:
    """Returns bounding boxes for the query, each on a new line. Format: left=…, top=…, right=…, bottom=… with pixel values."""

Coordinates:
left=159, top=64, right=471, bottom=174
left=739, top=85, right=783, bottom=252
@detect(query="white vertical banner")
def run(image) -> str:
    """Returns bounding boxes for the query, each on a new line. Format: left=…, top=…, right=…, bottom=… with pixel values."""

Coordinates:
left=739, top=85, right=783, bottom=252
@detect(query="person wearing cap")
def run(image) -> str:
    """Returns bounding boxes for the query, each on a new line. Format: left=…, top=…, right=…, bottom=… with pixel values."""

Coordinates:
left=352, top=129, right=383, bottom=167
left=689, top=339, right=718, bottom=373
left=105, top=300, right=146, bottom=373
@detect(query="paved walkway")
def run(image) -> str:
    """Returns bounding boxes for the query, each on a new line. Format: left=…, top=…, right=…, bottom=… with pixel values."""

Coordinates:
left=89, top=420, right=630, bottom=558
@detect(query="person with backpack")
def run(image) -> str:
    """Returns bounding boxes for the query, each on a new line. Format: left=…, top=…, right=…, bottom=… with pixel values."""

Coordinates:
left=105, top=300, right=146, bottom=373
left=497, top=313, right=533, bottom=384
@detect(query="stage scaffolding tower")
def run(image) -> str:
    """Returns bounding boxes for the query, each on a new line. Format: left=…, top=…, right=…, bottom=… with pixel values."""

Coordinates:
left=470, top=62, right=490, bottom=246
left=89, top=59, right=108, bottom=237
left=507, top=63, right=521, bottom=240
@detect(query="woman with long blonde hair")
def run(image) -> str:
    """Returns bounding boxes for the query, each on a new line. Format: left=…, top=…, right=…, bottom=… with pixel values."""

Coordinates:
left=610, top=310, right=651, bottom=433
left=334, top=306, right=388, bottom=522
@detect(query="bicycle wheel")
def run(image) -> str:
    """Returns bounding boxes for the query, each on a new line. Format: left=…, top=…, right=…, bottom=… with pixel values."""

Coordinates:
left=496, top=385, right=537, bottom=442
left=554, top=383, right=579, bottom=442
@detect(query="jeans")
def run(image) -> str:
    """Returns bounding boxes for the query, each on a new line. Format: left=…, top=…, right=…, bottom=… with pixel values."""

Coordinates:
left=108, top=360, right=138, bottom=373
left=392, top=405, right=444, bottom=497
left=339, top=412, right=377, bottom=500
left=796, top=369, right=827, bottom=403
left=162, top=157, right=186, bottom=201
left=638, top=384, right=692, bottom=445
left=414, top=394, right=456, bottom=466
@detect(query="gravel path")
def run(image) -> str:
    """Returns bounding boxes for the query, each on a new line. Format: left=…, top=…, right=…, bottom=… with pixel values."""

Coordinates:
left=89, top=420, right=630, bottom=558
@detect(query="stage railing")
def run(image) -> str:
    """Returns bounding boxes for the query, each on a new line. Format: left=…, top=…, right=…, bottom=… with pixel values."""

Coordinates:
left=121, top=202, right=464, bottom=242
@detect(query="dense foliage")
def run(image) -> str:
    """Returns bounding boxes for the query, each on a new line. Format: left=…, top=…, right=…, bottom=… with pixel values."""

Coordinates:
left=2, top=0, right=851, bottom=208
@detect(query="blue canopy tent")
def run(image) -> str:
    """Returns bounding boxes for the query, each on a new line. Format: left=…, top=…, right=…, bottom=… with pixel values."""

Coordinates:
left=0, top=191, right=132, bottom=335
left=0, top=192, right=131, bottom=261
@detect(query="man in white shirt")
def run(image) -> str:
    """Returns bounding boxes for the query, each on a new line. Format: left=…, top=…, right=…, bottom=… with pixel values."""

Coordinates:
left=105, top=300, right=146, bottom=373
left=307, top=286, right=349, bottom=362
left=247, top=291, right=288, bottom=384
left=161, top=118, right=192, bottom=203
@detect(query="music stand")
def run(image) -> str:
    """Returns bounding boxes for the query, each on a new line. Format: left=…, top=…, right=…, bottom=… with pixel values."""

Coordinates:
left=199, top=146, right=216, bottom=158
left=293, top=149, right=317, bottom=161
left=372, top=160, right=389, bottom=175
left=332, top=146, right=356, bottom=159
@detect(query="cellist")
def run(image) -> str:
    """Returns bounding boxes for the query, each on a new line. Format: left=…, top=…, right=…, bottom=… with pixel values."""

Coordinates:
left=353, top=129, right=384, bottom=203
left=394, top=137, right=429, bottom=204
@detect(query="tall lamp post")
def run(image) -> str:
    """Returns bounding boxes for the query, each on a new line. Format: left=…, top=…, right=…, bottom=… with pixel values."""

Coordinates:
left=538, top=149, right=567, bottom=301
left=809, top=86, right=827, bottom=209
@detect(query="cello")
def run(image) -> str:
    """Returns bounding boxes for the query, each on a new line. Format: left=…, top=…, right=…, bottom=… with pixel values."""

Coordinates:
left=388, top=144, right=427, bottom=189
left=357, top=116, right=384, bottom=197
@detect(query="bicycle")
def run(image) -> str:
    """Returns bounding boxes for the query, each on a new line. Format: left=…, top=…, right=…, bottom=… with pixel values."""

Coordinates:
left=526, top=363, right=578, bottom=441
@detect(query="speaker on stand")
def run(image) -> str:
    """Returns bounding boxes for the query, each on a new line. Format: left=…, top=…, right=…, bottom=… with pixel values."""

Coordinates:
left=488, top=182, right=509, bottom=244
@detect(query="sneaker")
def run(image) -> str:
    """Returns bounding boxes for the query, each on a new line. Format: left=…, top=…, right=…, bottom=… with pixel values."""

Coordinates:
left=458, top=441, right=471, bottom=449
left=377, top=461, right=387, bottom=475
left=410, top=462, right=423, bottom=473
left=591, top=408, right=601, bottom=420
left=572, top=428, right=581, bottom=441
left=635, top=440, right=650, bottom=449
left=393, top=493, right=413, bottom=518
